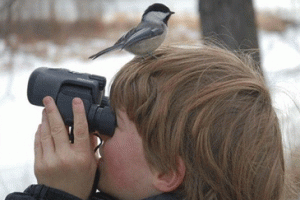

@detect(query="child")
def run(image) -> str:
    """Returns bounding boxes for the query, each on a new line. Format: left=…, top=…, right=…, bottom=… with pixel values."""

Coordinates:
left=6, top=45, right=285, bottom=200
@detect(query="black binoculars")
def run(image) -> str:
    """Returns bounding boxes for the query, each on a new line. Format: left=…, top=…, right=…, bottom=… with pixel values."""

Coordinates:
left=27, top=67, right=116, bottom=138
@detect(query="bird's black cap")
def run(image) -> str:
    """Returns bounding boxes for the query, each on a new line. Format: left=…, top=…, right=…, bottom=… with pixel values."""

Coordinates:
left=143, top=3, right=173, bottom=15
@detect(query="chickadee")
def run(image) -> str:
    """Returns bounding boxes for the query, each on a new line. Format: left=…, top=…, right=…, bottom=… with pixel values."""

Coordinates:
left=89, top=3, right=174, bottom=59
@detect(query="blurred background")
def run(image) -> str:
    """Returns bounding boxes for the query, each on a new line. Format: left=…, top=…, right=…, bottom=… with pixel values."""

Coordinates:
left=0, top=0, right=300, bottom=199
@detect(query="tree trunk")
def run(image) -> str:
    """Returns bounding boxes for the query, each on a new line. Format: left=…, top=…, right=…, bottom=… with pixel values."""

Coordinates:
left=199, top=0, right=262, bottom=75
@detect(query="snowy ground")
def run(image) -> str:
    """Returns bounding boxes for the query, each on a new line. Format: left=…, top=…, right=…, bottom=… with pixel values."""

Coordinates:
left=1, top=1, right=300, bottom=199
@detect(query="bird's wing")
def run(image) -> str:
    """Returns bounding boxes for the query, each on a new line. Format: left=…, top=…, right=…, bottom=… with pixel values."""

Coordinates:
left=114, top=28, right=138, bottom=46
left=115, top=23, right=164, bottom=49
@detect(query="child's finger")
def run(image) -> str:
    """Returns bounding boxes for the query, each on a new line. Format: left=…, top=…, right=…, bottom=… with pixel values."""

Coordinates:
left=72, top=98, right=91, bottom=151
left=43, top=96, right=70, bottom=152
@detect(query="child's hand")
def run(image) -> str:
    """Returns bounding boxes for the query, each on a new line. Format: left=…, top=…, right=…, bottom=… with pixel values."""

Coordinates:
left=34, top=96, right=98, bottom=200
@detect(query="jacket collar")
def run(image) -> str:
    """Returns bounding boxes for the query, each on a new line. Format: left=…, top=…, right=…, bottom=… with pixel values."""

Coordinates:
left=142, top=192, right=179, bottom=200
left=94, top=192, right=179, bottom=200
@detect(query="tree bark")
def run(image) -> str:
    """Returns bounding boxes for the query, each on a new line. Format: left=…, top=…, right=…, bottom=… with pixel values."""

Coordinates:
left=199, top=0, right=262, bottom=75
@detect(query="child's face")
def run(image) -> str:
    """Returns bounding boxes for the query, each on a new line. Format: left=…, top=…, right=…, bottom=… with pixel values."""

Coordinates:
left=97, top=110, right=160, bottom=199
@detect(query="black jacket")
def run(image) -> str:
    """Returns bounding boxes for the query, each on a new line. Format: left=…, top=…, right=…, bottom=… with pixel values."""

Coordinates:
left=5, top=185, right=179, bottom=200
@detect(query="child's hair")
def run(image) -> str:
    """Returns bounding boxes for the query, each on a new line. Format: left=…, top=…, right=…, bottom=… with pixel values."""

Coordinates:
left=110, top=44, right=284, bottom=200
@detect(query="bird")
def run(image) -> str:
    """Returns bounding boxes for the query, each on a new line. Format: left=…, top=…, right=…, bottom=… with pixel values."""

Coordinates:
left=89, top=3, right=174, bottom=59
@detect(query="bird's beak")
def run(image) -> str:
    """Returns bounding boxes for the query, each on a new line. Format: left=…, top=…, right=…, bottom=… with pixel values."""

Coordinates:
left=171, top=11, right=175, bottom=15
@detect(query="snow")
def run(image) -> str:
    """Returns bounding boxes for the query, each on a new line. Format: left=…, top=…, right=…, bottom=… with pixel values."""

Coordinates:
left=1, top=0, right=300, bottom=199
left=254, top=0, right=295, bottom=10
left=0, top=54, right=134, bottom=166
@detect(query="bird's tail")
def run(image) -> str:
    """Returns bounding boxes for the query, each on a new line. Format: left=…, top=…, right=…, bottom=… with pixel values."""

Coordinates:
left=89, top=44, right=122, bottom=60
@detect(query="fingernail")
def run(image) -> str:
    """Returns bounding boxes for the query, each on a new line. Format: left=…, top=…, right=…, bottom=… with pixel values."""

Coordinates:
left=73, top=97, right=82, bottom=105
left=43, top=96, right=52, bottom=106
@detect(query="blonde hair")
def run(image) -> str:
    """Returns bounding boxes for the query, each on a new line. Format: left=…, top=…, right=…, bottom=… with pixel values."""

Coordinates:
left=110, top=45, right=284, bottom=200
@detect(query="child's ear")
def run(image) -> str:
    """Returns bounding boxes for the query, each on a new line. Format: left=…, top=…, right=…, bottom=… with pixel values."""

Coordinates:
left=153, top=157, right=186, bottom=193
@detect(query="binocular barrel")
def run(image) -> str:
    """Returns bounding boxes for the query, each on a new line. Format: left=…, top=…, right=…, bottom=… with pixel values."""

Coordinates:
left=27, top=67, right=116, bottom=137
